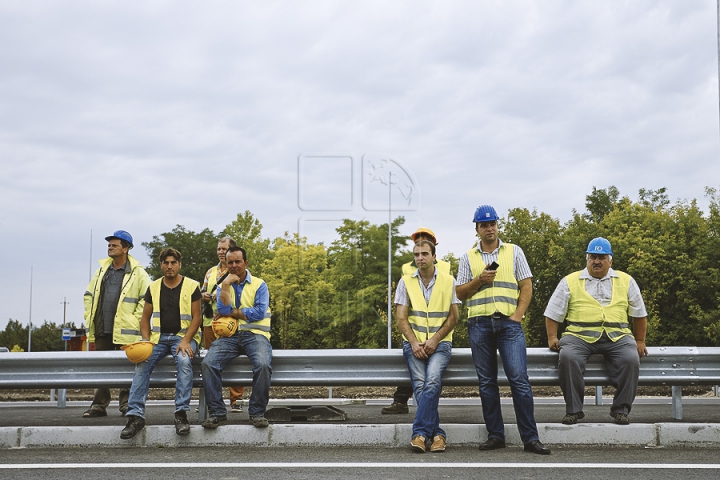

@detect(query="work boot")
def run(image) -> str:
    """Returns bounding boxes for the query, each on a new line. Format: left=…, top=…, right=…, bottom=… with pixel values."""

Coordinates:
left=561, top=411, right=585, bottom=425
left=120, top=415, right=145, bottom=440
left=381, top=402, right=409, bottom=414
left=174, top=410, right=190, bottom=436
left=201, top=415, right=227, bottom=429
left=410, top=435, right=426, bottom=453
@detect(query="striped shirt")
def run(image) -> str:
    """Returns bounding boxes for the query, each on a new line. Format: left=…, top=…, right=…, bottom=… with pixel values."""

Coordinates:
left=544, top=268, right=647, bottom=323
left=456, top=238, right=533, bottom=285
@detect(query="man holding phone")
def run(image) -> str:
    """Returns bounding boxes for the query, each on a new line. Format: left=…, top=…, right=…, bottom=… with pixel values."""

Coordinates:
left=456, top=205, right=549, bottom=455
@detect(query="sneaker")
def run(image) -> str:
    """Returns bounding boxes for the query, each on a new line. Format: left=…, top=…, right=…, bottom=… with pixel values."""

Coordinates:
left=120, top=415, right=145, bottom=439
left=611, top=412, right=630, bottom=425
left=410, top=435, right=426, bottom=453
left=381, top=402, right=409, bottom=414
left=429, top=435, right=446, bottom=453
left=250, top=416, right=269, bottom=428
left=561, top=411, right=585, bottom=425
left=174, top=411, right=190, bottom=436
left=231, top=403, right=243, bottom=413
left=201, top=415, right=227, bottom=429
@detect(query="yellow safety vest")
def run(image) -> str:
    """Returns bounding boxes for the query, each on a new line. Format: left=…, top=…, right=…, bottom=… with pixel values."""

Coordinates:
left=203, top=265, right=225, bottom=327
left=563, top=270, right=633, bottom=343
left=148, top=277, right=201, bottom=345
left=466, top=244, right=519, bottom=317
left=225, top=275, right=272, bottom=340
left=402, top=259, right=451, bottom=276
left=83, top=255, right=151, bottom=345
left=403, top=270, right=455, bottom=343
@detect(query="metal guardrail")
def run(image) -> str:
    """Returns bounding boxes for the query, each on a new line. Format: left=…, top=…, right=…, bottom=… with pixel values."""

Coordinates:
left=1, top=347, right=719, bottom=419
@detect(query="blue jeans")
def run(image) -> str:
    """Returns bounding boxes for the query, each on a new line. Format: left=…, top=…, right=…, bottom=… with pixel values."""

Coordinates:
left=201, top=331, right=272, bottom=418
left=126, top=333, right=197, bottom=419
left=403, top=341, right=452, bottom=440
left=468, top=316, right=539, bottom=444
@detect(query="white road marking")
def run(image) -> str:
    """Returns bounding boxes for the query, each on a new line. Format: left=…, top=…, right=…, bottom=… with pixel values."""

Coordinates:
left=1, top=463, right=719, bottom=469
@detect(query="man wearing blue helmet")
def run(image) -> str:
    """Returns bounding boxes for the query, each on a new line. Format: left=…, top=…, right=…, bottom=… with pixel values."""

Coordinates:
left=457, top=205, right=550, bottom=455
left=82, top=230, right=151, bottom=418
left=545, top=237, right=648, bottom=426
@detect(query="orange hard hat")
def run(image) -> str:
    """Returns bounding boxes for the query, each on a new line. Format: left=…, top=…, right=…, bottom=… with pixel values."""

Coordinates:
left=411, top=227, right=438, bottom=245
left=212, top=316, right=238, bottom=338
left=121, top=341, right=154, bottom=363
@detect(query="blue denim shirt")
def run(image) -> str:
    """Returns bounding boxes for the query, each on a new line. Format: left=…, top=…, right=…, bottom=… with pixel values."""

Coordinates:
left=216, top=270, right=269, bottom=322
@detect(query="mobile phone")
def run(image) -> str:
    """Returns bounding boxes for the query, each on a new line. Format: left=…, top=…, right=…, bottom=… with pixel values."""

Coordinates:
left=487, top=261, right=499, bottom=270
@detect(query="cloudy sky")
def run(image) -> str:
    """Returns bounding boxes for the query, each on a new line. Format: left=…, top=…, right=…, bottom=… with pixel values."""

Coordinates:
left=1, top=1, right=718, bottom=334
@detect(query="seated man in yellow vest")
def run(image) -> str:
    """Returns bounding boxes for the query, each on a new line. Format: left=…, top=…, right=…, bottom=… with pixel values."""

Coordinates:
left=395, top=239, right=460, bottom=453
left=201, top=235, right=246, bottom=413
left=383, top=227, right=453, bottom=415
left=545, top=237, right=648, bottom=426
left=201, top=246, right=272, bottom=429
left=121, top=247, right=202, bottom=439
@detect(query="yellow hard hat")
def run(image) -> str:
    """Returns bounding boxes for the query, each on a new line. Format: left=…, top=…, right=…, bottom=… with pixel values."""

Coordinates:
left=121, top=341, right=154, bottom=363
left=411, top=227, right=438, bottom=245
left=212, top=316, right=238, bottom=338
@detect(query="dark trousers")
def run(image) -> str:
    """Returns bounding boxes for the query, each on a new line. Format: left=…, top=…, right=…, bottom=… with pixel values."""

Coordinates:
left=89, top=335, right=129, bottom=413
left=393, top=385, right=413, bottom=404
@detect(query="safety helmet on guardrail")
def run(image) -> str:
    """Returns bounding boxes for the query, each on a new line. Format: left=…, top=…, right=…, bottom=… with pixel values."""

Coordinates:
left=212, top=316, right=238, bottom=338
left=121, top=341, right=154, bottom=363
left=105, top=230, right=134, bottom=249
left=473, top=205, right=499, bottom=223
left=586, top=237, right=613, bottom=255
left=411, top=227, right=438, bottom=245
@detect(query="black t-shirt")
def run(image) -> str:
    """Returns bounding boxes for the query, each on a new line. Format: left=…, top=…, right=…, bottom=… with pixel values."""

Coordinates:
left=144, top=277, right=201, bottom=334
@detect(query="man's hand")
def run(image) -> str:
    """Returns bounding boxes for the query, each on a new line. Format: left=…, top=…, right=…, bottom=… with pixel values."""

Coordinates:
left=477, top=267, right=497, bottom=286
left=636, top=341, right=648, bottom=358
left=411, top=341, right=428, bottom=360
left=548, top=336, right=559, bottom=351
left=223, top=274, right=240, bottom=286
left=201, top=291, right=213, bottom=302
left=175, top=340, right=195, bottom=358
left=423, top=336, right=439, bottom=355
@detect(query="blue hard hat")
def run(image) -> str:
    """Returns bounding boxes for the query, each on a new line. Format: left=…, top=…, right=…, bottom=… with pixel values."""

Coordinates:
left=473, top=205, right=500, bottom=223
left=105, top=230, right=134, bottom=249
left=586, top=237, right=612, bottom=255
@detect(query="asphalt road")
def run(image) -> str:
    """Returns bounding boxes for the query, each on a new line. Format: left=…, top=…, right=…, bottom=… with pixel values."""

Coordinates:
left=1, top=446, right=720, bottom=480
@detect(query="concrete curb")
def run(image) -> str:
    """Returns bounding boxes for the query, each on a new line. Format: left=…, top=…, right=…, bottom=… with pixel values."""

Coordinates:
left=3, top=423, right=720, bottom=449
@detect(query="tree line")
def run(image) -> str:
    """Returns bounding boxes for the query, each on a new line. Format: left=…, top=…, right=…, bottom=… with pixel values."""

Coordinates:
left=4, top=185, right=720, bottom=351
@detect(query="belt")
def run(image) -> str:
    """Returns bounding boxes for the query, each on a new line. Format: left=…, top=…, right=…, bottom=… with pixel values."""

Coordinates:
left=491, top=312, right=505, bottom=319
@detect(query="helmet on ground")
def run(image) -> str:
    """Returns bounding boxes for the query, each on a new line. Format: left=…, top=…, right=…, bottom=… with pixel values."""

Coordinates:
left=121, top=341, right=154, bottom=363
left=586, top=237, right=613, bottom=255
left=411, top=227, right=438, bottom=245
left=105, top=230, right=134, bottom=249
left=212, top=316, right=238, bottom=338
left=473, top=205, right=500, bottom=223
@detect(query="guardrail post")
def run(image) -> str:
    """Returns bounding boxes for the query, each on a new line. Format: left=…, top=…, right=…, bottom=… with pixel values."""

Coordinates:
left=197, top=387, right=207, bottom=422
left=49, top=389, right=55, bottom=402
left=671, top=385, right=683, bottom=420
left=595, top=386, right=603, bottom=405
left=714, top=385, right=719, bottom=397
left=57, top=389, right=67, bottom=408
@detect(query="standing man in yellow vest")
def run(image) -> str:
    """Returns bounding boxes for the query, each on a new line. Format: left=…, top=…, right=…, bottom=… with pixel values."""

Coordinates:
left=201, top=246, right=272, bottom=429
left=83, top=230, right=151, bottom=418
left=545, top=237, right=648, bottom=426
left=121, top=247, right=202, bottom=439
left=396, top=239, right=460, bottom=453
left=201, top=236, right=245, bottom=413
left=382, top=227, right=452, bottom=415
left=456, top=205, right=550, bottom=455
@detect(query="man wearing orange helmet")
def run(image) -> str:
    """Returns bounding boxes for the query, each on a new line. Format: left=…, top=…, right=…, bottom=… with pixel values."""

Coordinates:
left=382, top=227, right=452, bottom=415
left=121, top=247, right=202, bottom=440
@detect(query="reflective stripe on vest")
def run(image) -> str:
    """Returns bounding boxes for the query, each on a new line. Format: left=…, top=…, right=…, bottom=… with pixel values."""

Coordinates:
left=148, top=277, right=201, bottom=345
left=227, top=276, right=272, bottom=340
left=466, top=244, right=519, bottom=317
left=563, top=270, right=633, bottom=343
left=403, top=270, right=455, bottom=343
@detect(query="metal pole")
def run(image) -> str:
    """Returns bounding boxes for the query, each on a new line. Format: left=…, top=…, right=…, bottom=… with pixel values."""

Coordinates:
left=27, top=266, right=33, bottom=352
left=387, top=172, right=392, bottom=349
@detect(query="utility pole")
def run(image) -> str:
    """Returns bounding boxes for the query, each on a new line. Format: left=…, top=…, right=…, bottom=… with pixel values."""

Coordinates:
left=387, top=171, right=393, bottom=349
left=27, top=266, right=33, bottom=352
left=62, top=297, right=69, bottom=351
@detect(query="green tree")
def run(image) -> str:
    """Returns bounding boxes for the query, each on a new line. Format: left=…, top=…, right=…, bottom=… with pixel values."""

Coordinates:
left=262, top=233, right=335, bottom=349
left=0, top=319, right=27, bottom=350
left=222, top=211, right=272, bottom=278
left=325, top=217, right=409, bottom=348
left=141, top=225, right=218, bottom=283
